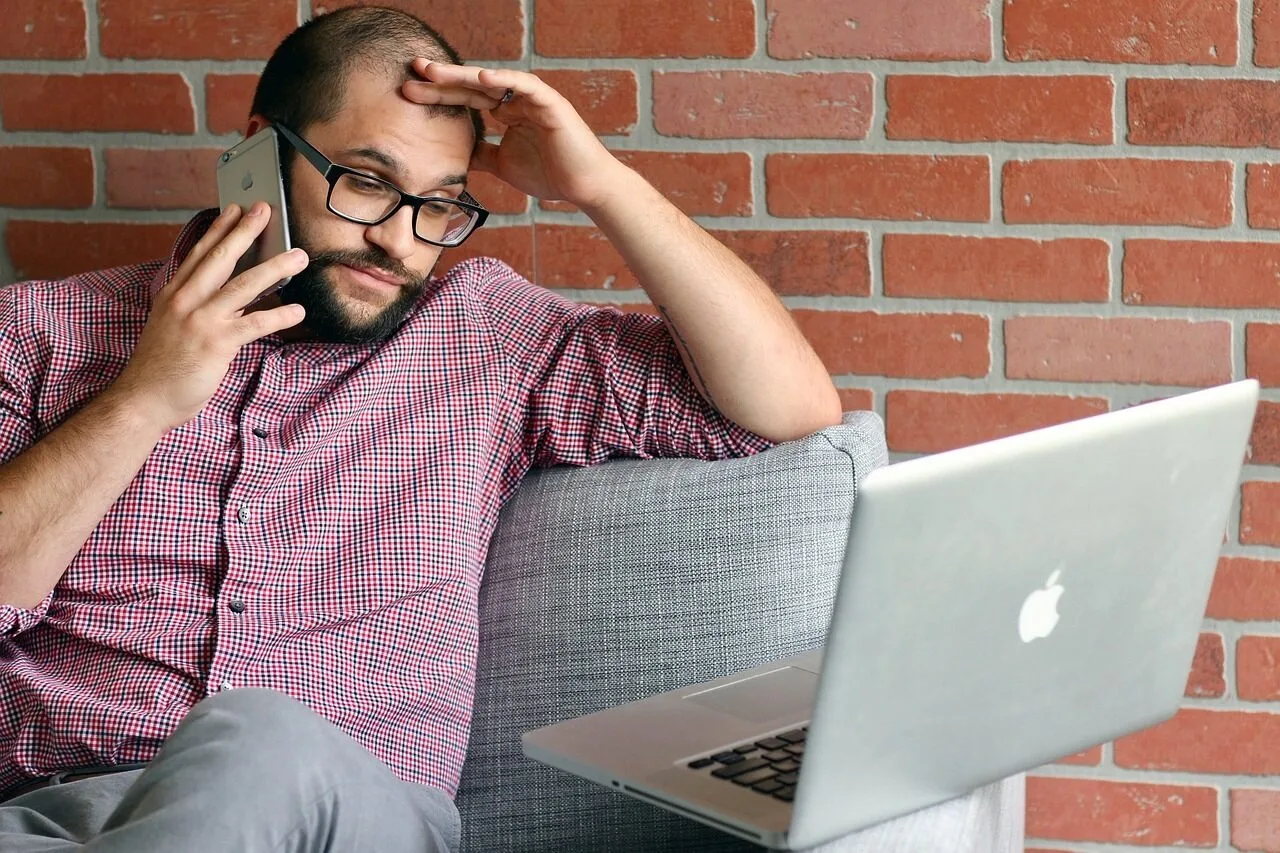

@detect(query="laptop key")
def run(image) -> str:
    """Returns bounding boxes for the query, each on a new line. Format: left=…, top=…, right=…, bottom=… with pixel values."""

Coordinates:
left=784, top=743, right=805, bottom=756
left=731, top=767, right=779, bottom=786
left=770, top=759, right=800, bottom=773
left=773, top=785, right=796, bottom=802
left=711, top=758, right=771, bottom=780
left=775, top=771, right=799, bottom=786
left=688, top=758, right=715, bottom=769
left=777, top=729, right=807, bottom=744
left=711, top=752, right=743, bottom=765
left=734, top=745, right=760, bottom=755
left=761, top=749, right=791, bottom=761
left=755, top=737, right=788, bottom=751
left=752, top=779, right=785, bottom=794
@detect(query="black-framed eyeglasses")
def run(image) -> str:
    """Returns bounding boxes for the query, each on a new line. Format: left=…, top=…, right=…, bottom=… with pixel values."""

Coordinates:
left=273, top=122, right=488, bottom=248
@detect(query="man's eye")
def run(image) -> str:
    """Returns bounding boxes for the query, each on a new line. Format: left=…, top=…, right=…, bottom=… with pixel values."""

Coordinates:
left=422, top=199, right=455, bottom=215
left=349, top=176, right=386, bottom=193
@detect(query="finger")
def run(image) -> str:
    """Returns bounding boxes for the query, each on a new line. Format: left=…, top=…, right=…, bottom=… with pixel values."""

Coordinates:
left=168, top=204, right=244, bottom=293
left=232, top=302, right=307, bottom=346
left=181, top=202, right=275, bottom=303
left=470, top=140, right=501, bottom=175
left=211, top=246, right=309, bottom=314
left=401, top=80, right=504, bottom=110
left=421, top=61, right=555, bottom=108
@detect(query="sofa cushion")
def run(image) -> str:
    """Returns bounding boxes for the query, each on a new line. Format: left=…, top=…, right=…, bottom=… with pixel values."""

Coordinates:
left=456, top=411, right=888, bottom=852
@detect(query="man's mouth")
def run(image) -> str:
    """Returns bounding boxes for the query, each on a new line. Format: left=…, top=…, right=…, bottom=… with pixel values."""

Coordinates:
left=339, top=263, right=407, bottom=288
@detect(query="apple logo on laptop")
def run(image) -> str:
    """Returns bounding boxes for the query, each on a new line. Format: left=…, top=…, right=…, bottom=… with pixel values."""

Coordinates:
left=1018, top=570, right=1064, bottom=643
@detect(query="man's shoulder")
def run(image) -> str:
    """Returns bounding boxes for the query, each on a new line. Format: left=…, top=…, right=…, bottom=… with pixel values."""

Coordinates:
left=3, top=261, right=161, bottom=317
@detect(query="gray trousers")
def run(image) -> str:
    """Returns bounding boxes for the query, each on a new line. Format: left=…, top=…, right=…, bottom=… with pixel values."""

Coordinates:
left=0, top=688, right=460, bottom=853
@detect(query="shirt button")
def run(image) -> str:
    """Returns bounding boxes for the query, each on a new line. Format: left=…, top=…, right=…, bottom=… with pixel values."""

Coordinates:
left=220, top=681, right=233, bottom=692
left=228, top=599, right=246, bottom=614
left=236, top=505, right=250, bottom=523
left=252, top=427, right=268, bottom=438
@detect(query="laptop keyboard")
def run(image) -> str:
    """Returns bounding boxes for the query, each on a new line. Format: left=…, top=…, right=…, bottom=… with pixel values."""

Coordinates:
left=686, top=727, right=806, bottom=802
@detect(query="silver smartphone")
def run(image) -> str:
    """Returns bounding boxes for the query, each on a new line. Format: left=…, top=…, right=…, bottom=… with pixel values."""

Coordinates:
left=215, top=127, right=293, bottom=302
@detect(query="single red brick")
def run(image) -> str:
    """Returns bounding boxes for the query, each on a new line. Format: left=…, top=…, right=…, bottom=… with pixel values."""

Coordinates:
left=0, top=74, right=195, bottom=134
left=882, top=234, right=1109, bottom=302
left=1026, top=776, right=1218, bottom=846
left=615, top=151, right=752, bottom=217
left=884, top=390, right=1107, bottom=454
left=206, top=74, right=258, bottom=136
left=837, top=388, right=874, bottom=412
left=790, top=311, right=990, bottom=379
left=1248, top=164, right=1280, bottom=229
left=105, top=148, right=221, bottom=210
left=465, top=171, right=527, bottom=215
left=533, top=226, right=635, bottom=290
left=99, top=0, right=295, bottom=60
left=767, top=154, right=990, bottom=222
left=709, top=230, right=870, bottom=296
left=1231, top=789, right=1280, bottom=851
left=534, top=69, right=637, bottom=135
left=1115, top=708, right=1280, bottom=775
left=1238, top=636, right=1280, bottom=702
left=1257, top=0, right=1280, bottom=67
left=1056, top=745, right=1103, bottom=766
left=0, top=0, right=86, bottom=59
left=1004, top=316, right=1231, bottom=386
left=435, top=225, right=532, bottom=280
left=1004, top=159, right=1232, bottom=227
left=1129, top=79, right=1280, bottom=147
left=313, top=0, right=524, bottom=61
left=767, top=0, right=991, bottom=60
left=1249, top=401, right=1280, bottom=465
left=1208, top=557, right=1280, bottom=621
left=1124, top=240, right=1280, bottom=309
left=1187, top=633, right=1227, bottom=698
left=1243, top=482, right=1280, bottom=547
left=1248, top=323, right=1280, bottom=387
left=0, top=147, right=94, bottom=209
left=887, top=75, right=1113, bottom=144
left=1005, top=0, right=1236, bottom=65
left=654, top=71, right=873, bottom=139
left=7, top=221, right=184, bottom=281
left=535, top=0, right=755, bottom=58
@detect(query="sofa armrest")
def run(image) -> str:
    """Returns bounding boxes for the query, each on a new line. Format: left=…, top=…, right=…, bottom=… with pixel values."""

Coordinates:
left=457, top=412, right=887, bottom=852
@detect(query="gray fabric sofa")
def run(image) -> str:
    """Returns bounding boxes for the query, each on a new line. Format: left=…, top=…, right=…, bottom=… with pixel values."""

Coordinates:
left=456, top=411, right=1025, bottom=852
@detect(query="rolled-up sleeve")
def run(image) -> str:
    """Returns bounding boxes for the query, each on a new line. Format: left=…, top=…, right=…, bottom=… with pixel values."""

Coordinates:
left=475, top=259, right=775, bottom=468
left=0, top=284, right=50, bottom=635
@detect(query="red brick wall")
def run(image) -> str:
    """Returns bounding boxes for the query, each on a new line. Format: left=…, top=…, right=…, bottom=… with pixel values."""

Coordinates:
left=3, top=1, right=1280, bottom=848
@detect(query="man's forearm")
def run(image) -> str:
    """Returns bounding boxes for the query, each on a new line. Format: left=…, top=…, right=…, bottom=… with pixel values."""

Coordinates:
left=0, top=388, right=167, bottom=609
left=580, top=165, right=842, bottom=443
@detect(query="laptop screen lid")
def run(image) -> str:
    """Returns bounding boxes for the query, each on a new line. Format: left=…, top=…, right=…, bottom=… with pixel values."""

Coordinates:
left=787, top=380, right=1258, bottom=850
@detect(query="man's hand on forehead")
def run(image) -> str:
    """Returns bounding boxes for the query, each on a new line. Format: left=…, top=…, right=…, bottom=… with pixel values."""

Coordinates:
left=401, top=59, right=628, bottom=213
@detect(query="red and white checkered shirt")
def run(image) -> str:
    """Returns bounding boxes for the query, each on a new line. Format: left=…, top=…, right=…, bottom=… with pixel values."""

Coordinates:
left=0, top=210, right=773, bottom=798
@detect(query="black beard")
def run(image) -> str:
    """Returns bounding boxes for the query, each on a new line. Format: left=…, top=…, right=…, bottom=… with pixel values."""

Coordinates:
left=276, top=248, right=426, bottom=345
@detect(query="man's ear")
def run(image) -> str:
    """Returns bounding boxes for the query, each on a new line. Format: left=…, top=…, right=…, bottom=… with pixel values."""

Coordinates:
left=244, top=114, right=270, bottom=137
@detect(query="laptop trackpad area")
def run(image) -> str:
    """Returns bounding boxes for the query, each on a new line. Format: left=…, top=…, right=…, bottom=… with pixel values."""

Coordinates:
left=682, top=666, right=818, bottom=724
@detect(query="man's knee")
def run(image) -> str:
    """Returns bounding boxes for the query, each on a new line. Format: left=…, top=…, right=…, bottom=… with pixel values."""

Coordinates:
left=170, top=687, right=345, bottom=768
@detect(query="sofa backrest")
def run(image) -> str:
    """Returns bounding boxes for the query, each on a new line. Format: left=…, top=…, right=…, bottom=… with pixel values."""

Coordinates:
left=458, top=411, right=888, bottom=852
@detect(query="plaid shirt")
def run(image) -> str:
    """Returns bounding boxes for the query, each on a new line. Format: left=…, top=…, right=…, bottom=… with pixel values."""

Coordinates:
left=0, top=210, right=773, bottom=798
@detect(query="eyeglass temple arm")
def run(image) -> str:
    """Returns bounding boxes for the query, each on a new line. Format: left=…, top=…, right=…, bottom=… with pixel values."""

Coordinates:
left=272, top=123, right=331, bottom=177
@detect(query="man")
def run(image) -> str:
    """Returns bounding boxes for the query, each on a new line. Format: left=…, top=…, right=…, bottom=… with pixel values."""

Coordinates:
left=0, top=6, right=840, bottom=851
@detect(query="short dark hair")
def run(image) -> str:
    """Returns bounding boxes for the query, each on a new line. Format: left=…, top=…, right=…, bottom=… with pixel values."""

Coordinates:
left=250, top=6, right=485, bottom=159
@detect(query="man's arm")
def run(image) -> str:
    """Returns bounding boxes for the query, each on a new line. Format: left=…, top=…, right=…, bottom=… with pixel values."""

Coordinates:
left=0, top=204, right=308, bottom=612
left=404, top=62, right=843, bottom=444
left=577, top=168, right=841, bottom=442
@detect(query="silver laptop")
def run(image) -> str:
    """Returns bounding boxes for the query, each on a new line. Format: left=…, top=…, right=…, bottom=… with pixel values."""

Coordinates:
left=523, top=380, right=1259, bottom=850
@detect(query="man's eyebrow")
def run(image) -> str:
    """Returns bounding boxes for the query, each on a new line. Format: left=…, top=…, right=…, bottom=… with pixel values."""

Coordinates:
left=337, top=147, right=467, bottom=189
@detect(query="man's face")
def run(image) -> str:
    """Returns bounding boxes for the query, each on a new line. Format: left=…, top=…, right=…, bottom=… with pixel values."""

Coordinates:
left=276, top=69, right=476, bottom=344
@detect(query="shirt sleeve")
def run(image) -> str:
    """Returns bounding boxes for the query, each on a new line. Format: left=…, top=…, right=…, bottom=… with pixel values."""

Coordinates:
left=0, top=284, right=52, bottom=636
left=474, top=259, right=776, bottom=468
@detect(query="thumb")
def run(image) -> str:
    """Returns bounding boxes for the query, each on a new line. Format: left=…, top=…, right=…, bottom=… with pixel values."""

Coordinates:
left=470, top=140, right=501, bottom=175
